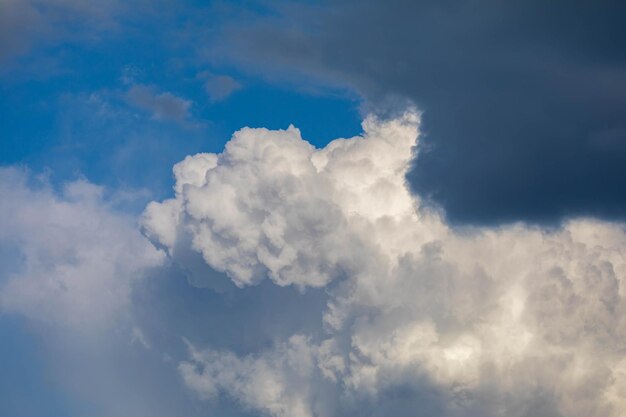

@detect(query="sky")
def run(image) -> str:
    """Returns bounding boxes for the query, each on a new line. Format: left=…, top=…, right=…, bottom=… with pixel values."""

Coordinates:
left=1, top=1, right=625, bottom=417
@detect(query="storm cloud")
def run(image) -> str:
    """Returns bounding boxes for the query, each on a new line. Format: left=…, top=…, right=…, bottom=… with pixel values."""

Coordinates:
left=213, top=0, right=626, bottom=224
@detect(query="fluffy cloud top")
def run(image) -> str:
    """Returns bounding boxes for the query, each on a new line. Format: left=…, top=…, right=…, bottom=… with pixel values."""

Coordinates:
left=142, top=111, right=422, bottom=288
left=0, top=168, right=164, bottom=329
left=144, top=111, right=626, bottom=416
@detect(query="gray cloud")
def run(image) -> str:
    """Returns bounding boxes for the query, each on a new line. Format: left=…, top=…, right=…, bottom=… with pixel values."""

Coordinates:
left=0, top=0, right=125, bottom=65
left=200, top=73, right=243, bottom=102
left=589, top=127, right=626, bottom=153
left=0, top=0, right=41, bottom=63
left=126, top=84, right=193, bottom=123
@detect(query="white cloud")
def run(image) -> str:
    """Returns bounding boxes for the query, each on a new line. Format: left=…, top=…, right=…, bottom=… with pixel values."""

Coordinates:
left=180, top=335, right=318, bottom=417
left=144, top=110, right=626, bottom=416
left=142, top=111, right=421, bottom=288
left=0, top=168, right=164, bottom=329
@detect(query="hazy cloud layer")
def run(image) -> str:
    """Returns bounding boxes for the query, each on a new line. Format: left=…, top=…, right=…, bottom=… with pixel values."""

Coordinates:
left=0, top=168, right=164, bottom=329
left=213, top=0, right=626, bottom=224
left=144, top=111, right=626, bottom=417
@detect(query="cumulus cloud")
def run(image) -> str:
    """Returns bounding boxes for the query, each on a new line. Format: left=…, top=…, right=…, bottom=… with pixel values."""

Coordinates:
left=0, top=168, right=164, bottom=329
left=143, top=111, right=420, bottom=288
left=144, top=110, right=626, bottom=416
left=126, top=84, right=193, bottom=123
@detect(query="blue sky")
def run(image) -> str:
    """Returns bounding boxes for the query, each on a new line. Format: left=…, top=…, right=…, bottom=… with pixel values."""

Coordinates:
left=1, top=2, right=626, bottom=417
left=0, top=6, right=362, bottom=202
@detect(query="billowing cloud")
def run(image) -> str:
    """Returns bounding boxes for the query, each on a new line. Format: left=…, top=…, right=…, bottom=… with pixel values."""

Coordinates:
left=144, top=110, right=626, bottom=416
left=0, top=168, right=164, bottom=329
left=143, top=111, right=421, bottom=288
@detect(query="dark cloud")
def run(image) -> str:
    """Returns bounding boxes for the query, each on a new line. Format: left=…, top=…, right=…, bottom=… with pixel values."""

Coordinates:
left=216, top=0, right=626, bottom=225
